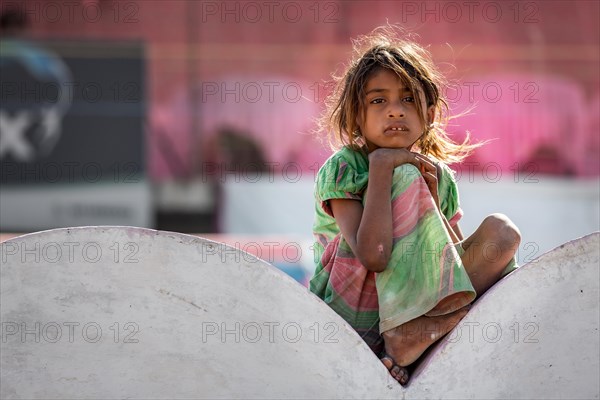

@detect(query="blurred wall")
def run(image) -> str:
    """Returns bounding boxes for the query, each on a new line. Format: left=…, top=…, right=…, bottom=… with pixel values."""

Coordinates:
left=1, top=0, right=598, bottom=239
left=6, top=0, right=597, bottom=179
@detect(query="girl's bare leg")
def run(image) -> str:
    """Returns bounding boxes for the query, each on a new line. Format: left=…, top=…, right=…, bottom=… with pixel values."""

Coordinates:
left=460, top=213, right=521, bottom=296
left=382, top=214, right=520, bottom=384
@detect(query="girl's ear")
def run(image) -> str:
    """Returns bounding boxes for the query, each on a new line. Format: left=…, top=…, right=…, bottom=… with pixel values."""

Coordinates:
left=355, top=112, right=363, bottom=131
left=426, top=105, right=435, bottom=126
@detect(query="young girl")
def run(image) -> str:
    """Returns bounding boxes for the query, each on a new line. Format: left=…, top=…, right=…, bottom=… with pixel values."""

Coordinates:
left=310, top=27, right=521, bottom=386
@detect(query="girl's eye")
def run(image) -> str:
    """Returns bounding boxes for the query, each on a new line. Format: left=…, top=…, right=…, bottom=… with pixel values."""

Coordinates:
left=403, top=96, right=415, bottom=102
left=370, top=98, right=385, bottom=104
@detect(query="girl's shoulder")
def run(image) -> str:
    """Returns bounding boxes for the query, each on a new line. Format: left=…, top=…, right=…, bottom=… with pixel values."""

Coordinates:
left=436, top=160, right=459, bottom=183
left=316, top=146, right=369, bottom=193
left=426, top=154, right=456, bottom=179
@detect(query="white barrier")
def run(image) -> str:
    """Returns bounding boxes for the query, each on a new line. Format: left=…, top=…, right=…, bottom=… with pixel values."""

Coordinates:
left=0, top=227, right=401, bottom=399
left=1, top=228, right=598, bottom=399
left=406, top=232, right=599, bottom=399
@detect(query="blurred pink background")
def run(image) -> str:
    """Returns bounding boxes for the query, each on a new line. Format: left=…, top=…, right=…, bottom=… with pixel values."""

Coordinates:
left=14, top=0, right=598, bottom=180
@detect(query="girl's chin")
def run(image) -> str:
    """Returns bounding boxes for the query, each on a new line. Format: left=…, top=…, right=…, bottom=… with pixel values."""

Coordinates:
left=365, top=142, right=414, bottom=152
left=378, top=145, right=412, bottom=150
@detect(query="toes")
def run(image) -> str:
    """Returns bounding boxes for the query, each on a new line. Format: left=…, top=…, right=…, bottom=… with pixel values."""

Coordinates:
left=381, top=356, right=394, bottom=371
left=392, top=365, right=410, bottom=385
left=398, top=368, right=410, bottom=386
left=381, top=355, right=410, bottom=386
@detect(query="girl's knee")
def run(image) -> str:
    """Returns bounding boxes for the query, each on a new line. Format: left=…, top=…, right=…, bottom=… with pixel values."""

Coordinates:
left=482, top=213, right=521, bottom=250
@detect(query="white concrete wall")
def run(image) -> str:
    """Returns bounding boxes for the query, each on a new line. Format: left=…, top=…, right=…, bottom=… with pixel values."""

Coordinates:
left=405, top=232, right=600, bottom=399
left=0, top=227, right=403, bottom=399
left=223, top=176, right=600, bottom=265
left=1, top=228, right=598, bottom=399
left=457, top=176, right=600, bottom=265
left=0, top=182, right=153, bottom=231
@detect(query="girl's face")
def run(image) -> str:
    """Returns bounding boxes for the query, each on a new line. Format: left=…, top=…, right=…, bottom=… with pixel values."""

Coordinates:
left=357, top=68, right=434, bottom=153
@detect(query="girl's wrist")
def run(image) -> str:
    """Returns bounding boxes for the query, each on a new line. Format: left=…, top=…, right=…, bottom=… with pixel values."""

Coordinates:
left=369, top=150, right=400, bottom=172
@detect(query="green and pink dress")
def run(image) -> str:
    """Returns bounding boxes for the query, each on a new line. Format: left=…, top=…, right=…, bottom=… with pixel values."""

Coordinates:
left=310, top=146, right=516, bottom=354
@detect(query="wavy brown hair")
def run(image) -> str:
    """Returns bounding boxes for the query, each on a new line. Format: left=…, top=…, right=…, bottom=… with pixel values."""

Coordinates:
left=319, top=25, right=481, bottom=163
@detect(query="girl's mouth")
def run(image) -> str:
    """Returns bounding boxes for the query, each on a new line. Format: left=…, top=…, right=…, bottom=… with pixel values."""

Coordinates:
left=384, top=126, right=409, bottom=135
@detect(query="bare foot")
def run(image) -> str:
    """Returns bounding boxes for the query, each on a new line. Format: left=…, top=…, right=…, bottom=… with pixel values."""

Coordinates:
left=381, top=354, right=409, bottom=386
left=383, top=306, right=470, bottom=367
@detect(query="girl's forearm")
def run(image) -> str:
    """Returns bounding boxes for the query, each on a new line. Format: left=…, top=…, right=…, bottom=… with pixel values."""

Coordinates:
left=355, top=161, right=394, bottom=271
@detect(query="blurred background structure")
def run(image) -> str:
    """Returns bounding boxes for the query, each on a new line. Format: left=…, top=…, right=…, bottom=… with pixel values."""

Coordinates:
left=1, top=0, right=598, bottom=281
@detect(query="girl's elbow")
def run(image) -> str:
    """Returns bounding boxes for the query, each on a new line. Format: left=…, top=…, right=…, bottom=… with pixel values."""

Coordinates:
left=365, top=261, right=387, bottom=273
left=357, top=249, right=390, bottom=273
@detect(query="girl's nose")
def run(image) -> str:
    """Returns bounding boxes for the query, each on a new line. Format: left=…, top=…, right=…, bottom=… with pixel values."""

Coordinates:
left=388, top=101, right=405, bottom=118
